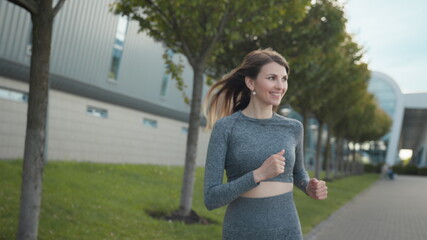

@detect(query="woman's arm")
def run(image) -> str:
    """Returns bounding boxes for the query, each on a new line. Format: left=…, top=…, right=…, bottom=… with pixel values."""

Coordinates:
left=293, top=121, right=310, bottom=195
left=204, top=120, right=259, bottom=210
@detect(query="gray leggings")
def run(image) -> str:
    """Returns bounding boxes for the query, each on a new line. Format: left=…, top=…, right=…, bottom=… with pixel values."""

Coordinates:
left=222, top=191, right=302, bottom=240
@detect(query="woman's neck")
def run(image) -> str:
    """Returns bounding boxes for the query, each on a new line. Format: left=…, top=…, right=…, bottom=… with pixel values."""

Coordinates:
left=242, top=101, right=274, bottom=119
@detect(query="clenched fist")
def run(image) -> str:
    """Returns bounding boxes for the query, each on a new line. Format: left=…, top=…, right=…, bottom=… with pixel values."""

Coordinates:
left=306, top=178, right=328, bottom=200
left=253, top=149, right=286, bottom=183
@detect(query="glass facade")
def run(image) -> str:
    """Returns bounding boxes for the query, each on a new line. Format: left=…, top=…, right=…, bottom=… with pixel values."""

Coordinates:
left=143, top=118, right=158, bottom=128
left=181, top=127, right=189, bottom=134
left=27, top=27, right=32, bottom=55
left=366, top=74, right=399, bottom=164
left=160, top=49, right=174, bottom=97
left=368, top=77, right=397, bottom=118
left=108, top=16, right=129, bottom=81
left=0, top=87, right=28, bottom=103
left=86, top=106, right=108, bottom=118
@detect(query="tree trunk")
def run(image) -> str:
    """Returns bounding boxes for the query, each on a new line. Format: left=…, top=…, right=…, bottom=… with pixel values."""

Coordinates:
left=340, top=139, right=346, bottom=177
left=343, top=140, right=350, bottom=176
left=351, top=146, right=357, bottom=175
left=302, top=110, right=308, bottom=157
left=346, top=142, right=355, bottom=176
left=324, top=127, right=331, bottom=181
left=314, top=120, right=323, bottom=179
left=178, top=65, right=204, bottom=217
left=334, top=137, right=342, bottom=179
left=333, top=137, right=338, bottom=179
left=17, top=3, right=54, bottom=240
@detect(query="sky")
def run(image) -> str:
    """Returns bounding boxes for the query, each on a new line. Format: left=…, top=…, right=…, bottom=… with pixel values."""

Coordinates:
left=343, top=0, right=427, bottom=93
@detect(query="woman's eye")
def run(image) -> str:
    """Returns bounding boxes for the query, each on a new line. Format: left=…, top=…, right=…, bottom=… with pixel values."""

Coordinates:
left=282, top=78, right=288, bottom=82
left=268, top=76, right=275, bottom=80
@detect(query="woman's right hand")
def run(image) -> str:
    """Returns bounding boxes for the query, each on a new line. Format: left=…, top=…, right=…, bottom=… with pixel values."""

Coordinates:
left=253, top=149, right=286, bottom=183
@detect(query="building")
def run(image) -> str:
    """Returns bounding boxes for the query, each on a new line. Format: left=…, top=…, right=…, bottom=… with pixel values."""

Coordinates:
left=2, top=0, right=426, bottom=168
left=367, top=71, right=427, bottom=167
left=0, top=0, right=210, bottom=166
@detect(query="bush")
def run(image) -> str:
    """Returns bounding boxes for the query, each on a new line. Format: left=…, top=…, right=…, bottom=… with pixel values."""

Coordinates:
left=417, top=167, right=427, bottom=176
left=364, top=163, right=382, bottom=173
left=392, top=164, right=418, bottom=175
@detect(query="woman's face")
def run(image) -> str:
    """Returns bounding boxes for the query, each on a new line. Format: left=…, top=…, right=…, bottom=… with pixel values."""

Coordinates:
left=248, top=61, right=288, bottom=107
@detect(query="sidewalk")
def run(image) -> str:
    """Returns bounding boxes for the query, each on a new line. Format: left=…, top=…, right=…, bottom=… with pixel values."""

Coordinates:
left=304, top=175, right=427, bottom=240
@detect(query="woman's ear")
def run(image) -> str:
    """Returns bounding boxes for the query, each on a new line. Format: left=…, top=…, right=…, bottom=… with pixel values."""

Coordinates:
left=244, top=76, right=255, bottom=91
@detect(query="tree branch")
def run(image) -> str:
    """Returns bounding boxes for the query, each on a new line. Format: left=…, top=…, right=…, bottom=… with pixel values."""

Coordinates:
left=165, top=5, right=195, bottom=67
left=53, top=0, right=66, bottom=16
left=144, top=0, right=174, bottom=30
left=7, top=0, right=37, bottom=15
left=141, top=0, right=194, bottom=65
left=199, top=3, right=230, bottom=64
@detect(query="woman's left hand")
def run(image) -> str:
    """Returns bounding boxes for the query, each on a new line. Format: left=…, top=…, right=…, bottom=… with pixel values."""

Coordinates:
left=306, top=178, right=328, bottom=200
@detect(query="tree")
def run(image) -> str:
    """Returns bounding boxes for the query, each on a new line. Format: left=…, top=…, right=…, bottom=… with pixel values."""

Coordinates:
left=207, top=0, right=348, bottom=163
left=334, top=89, right=392, bottom=176
left=6, top=0, right=66, bottom=239
left=285, top=0, right=348, bottom=179
left=314, top=35, right=371, bottom=179
left=113, top=0, right=309, bottom=218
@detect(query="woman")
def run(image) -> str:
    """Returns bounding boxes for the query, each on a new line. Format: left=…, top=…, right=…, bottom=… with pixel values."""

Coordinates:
left=203, top=48, right=328, bottom=240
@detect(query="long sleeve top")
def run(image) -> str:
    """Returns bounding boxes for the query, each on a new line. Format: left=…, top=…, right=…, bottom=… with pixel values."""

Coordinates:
left=204, top=110, right=310, bottom=210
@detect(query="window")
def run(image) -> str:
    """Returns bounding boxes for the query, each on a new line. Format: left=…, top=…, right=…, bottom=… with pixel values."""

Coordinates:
left=27, top=28, right=32, bottom=55
left=181, top=127, right=188, bottom=134
left=108, top=16, right=129, bottom=81
left=160, top=74, right=169, bottom=97
left=0, top=87, right=28, bottom=103
left=86, top=106, right=108, bottom=118
left=160, top=49, right=174, bottom=97
left=143, top=118, right=157, bottom=128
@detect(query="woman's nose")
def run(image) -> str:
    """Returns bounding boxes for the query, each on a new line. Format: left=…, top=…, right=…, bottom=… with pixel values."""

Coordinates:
left=276, top=80, right=285, bottom=89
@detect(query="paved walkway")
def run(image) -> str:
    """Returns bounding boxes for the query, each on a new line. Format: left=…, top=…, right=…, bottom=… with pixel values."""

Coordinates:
left=304, top=175, right=427, bottom=240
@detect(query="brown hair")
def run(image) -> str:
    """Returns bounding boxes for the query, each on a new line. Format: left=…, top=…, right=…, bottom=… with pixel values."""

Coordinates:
left=203, top=48, right=290, bottom=129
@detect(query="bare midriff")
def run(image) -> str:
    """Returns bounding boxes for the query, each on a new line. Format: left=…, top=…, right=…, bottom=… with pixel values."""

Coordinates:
left=240, top=182, right=293, bottom=198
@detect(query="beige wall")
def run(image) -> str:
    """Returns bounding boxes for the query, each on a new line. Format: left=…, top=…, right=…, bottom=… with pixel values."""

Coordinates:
left=0, top=77, right=210, bottom=166
left=0, top=77, right=28, bottom=159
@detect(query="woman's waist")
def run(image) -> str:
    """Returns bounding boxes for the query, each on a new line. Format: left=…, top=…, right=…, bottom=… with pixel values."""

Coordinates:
left=240, top=181, right=293, bottom=198
left=228, top=172, right=293, bottom=182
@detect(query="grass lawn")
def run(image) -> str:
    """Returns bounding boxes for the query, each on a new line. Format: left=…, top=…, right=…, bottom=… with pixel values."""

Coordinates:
left=0, top=160, right=378, bottom=239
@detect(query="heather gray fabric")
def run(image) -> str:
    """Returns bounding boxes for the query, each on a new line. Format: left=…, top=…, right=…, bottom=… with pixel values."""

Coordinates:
left=204, top=110, right=310, bottom=210
left=203, top=110, right=310, bottom=239
left=223, top=191, right=302, bottom=240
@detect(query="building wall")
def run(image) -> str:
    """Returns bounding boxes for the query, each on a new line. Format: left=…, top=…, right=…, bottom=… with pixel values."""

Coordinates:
left=0, top=0, right=215, bottom=166
left=0, top=76, right=210, bottom=166
left=418, top=127, right=427, bottom=167
left=403, top=93, right=427, bottom=167
left=0, top=78, right=28, bottom=159
left=0, top=0, right=197, bottom=114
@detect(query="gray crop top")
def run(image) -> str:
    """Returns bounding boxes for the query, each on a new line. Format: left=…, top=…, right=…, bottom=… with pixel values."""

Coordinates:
left=204, top=110, right=310, bottom=210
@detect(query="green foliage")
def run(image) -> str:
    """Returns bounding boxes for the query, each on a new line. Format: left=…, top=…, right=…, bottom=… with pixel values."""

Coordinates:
left=204, top=0, right=390, bottom=145
left=334, top=89, right=392, bottom=144
left=392, top=164, right=419, bottom=176
left=1, top=160, right=378, bottom=239
left=417, top=167, right=427, bottom=176
left=112, top=0, right=311, bottom=99
left=162, top=50, right=189, bottom=104
left=392, top=164, right=427, bottom=176
left=113, top=0, right=309, bottom=67
left=364, top=163, right=382, bottom=173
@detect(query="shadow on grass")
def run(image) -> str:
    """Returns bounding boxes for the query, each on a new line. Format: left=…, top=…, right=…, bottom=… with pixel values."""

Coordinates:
left=145, top=209, right=219, bottom=225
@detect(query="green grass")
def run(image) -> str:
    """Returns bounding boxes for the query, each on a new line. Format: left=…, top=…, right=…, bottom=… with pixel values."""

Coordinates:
left=294, top=172, right=379, bottom=233
left=0, top=160, right=378, bottom=240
